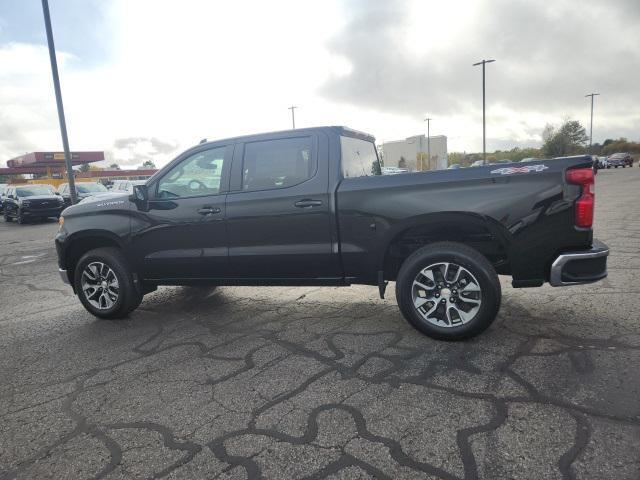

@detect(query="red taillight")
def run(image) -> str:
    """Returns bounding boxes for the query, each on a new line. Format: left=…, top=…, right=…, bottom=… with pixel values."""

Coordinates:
left=566, top=167, right=595, bottom=228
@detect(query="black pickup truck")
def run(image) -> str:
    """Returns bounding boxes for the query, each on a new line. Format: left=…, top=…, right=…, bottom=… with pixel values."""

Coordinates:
left=54, top=127, right=608, bottom=339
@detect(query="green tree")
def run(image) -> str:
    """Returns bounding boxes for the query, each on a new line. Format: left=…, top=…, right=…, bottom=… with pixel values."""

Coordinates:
left=542, top=120, right=588, bottom=157
left=109, top=163, right=121, bottom=170
left=78, top=163, right=91, bottom=173
left=142, top=160, right=156, bottom=169
left=601, top=138, right=640, bottom=155
left=447, top=152, right=466, bottom=166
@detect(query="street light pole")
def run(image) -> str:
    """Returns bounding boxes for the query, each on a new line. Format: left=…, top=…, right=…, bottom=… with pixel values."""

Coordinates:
left=585, top=93, right=600, bottom=153
left=41, top=0, right=77, bottom=204
left=424, top=117, right=431, bottom=170
left=288, top=105, right=297, bottom=129
left=472, top=59, right=495, bottom=164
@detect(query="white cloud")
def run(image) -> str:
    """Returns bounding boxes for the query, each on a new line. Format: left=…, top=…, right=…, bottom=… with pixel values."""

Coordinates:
left=321, top=0, right=640, bottom=151
left=2, top=0, right=349, bottom=167
left=1, top=0, right=638, bottom=167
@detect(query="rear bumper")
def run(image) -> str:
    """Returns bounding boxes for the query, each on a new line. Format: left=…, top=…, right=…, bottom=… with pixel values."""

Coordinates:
left=549, top=239, right=609, bottom=286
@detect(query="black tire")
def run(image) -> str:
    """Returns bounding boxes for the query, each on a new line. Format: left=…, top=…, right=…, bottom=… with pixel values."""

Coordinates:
left=395, top=242, right=501, bottom=340
left=4, top=212, right=11, bottom=222
left=16, top=211, right=24, bottom=224
left=127, top=290, right=144, bottom=314
left=74, top=247, right=142, bottom=319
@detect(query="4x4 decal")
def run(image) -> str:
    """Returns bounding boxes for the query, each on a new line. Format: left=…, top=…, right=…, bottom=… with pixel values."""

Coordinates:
left=490, top=164, right=549, bottom=175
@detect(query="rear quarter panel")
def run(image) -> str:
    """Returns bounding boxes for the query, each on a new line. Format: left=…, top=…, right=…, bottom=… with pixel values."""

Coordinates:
left=336, top=158, right=593, bottom=284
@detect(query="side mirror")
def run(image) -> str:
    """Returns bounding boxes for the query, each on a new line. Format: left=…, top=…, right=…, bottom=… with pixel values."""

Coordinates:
left=132, top=184, right=149, bottom=211
left=55, top=191, right=61, bottom=196
left=8, top=194, right=14, bottom=199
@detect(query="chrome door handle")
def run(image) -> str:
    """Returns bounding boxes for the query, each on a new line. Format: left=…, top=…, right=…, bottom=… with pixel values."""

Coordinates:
left=294, top=199, right=323, bottom=208
left=198, top=206, right=221, bottom=215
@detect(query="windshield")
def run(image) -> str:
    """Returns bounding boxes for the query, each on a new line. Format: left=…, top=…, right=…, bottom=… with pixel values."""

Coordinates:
left=76, top=183, right=108, bottom=194
left=16, top=185, right=54, bottom=197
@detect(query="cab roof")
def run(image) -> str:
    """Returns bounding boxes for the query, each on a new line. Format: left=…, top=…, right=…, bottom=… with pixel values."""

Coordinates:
left=198, top=126, right=375, bottom=149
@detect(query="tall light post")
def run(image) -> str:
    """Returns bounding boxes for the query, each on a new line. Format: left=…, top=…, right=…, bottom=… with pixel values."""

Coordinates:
left=288, top=105, right=297, bottom=129
left=472, top=59, right=495, bottom=164
left=424, top=117, right=431, bottom=170
left=585, top=93, right=600, bottom=153
left=41, top=0, right=77, bottom=204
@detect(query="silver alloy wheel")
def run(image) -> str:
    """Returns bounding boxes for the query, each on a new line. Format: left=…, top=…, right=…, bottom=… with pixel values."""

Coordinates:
left=412, top=262, right=482, bottom=327
left=81, top=262, right=119, bottom=310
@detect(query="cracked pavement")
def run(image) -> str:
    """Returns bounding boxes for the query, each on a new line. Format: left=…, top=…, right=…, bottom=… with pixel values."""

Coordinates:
left=0, top=168, right=639, bottom=479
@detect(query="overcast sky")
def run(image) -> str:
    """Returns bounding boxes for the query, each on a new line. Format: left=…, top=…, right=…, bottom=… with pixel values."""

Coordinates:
left=1, top=0, right=638, bottom=167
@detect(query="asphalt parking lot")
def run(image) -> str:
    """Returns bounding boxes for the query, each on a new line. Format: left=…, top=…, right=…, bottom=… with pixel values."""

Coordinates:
left=1, top=168, right=638, bottom=480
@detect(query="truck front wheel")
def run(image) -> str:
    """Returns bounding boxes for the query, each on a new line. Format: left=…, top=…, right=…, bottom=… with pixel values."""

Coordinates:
left=74, top=247, right=143, bottom=319
left=395, top=242, right=501, bottom=340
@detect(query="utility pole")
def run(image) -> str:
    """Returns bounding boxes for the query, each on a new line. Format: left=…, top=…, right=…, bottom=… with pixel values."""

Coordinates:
left=288, top=105, right=297, bottom=129
left=41, top=0, right=77, bottom=204
left=472, top=59, right=495, bottom=164
left=585, top=93, right=600, bottom=153
left=423, top=117, right=431, bottom=170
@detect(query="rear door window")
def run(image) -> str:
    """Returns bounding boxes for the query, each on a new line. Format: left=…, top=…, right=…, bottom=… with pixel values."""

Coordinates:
left=341, top=136, right=381, bottom=178
left=241, top=137, right=314, bottom=192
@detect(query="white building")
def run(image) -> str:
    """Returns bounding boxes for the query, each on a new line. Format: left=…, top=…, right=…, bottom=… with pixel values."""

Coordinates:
left=381, top=134, right=448, bottom=171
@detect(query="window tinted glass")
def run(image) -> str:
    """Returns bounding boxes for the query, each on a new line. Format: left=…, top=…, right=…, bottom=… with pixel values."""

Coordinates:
left=16, top=185, right=53, bottom=196
left=77, top=183, right=107, bottom=193
left=341, top=136, right=381, bottom=178
left=130, top=181, right=145, bottom=192
left=157, top=146, right=226, bottom=198
left=242, top=137, right=313, bottom=192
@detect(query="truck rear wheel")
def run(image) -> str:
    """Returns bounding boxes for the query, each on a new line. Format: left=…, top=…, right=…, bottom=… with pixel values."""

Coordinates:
left=74, top=247, right=142, bottom=319
left=395, top=242, right=501, bottom=340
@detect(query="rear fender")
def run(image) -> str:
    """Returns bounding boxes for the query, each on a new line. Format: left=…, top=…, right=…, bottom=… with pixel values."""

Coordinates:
left=378, top=211, right=513, bottom=277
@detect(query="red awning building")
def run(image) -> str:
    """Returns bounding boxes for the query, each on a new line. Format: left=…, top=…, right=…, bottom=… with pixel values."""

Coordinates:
left=1, top=152, right=157, bottom=181
left=1, top=151, right=104, bottom=176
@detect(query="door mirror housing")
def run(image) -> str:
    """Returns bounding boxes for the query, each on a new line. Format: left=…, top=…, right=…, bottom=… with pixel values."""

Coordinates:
left=132, top=184, right=149, bottom=211
left=55, top=191, right=61, bottom=196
